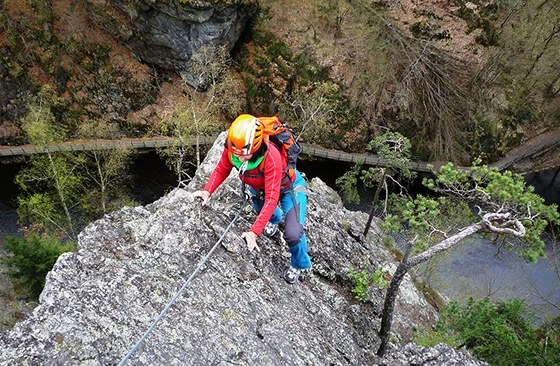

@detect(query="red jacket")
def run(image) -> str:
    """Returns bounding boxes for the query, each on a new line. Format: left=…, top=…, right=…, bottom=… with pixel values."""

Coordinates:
left=204, top=143, right=294, bottom=236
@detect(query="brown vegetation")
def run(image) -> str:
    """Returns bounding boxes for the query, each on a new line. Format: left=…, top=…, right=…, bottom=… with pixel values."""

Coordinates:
left=1, top=0, right=558, bottom=167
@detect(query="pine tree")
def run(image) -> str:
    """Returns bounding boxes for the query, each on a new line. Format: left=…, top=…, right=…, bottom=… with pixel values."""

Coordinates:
left=376, top=161, right=560, bottom=356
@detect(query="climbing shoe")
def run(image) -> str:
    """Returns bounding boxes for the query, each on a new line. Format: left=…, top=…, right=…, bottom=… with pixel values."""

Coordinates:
left=283, top=266, right=302, bottom=284
left=263, top=221, right=278, bottom=237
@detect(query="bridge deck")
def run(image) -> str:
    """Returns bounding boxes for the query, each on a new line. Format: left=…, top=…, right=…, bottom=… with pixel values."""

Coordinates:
left=2, top=128, right=559, bottom=172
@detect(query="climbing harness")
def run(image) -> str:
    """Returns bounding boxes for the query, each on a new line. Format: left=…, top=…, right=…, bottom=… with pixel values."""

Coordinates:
left=117, top=193, right=248, bottom=366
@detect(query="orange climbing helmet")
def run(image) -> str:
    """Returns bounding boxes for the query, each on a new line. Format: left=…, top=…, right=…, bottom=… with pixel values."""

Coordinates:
left=226, top=114, right=265, bottom=155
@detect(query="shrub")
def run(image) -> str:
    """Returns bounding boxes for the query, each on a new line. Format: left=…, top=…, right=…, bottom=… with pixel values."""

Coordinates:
left=426, top=297, right=560, bottom=366
left=347, top=261, right=388, bottom=301
left=413, top=327, right=461, bottom=349
left=2, top=233, right=76, bottom=299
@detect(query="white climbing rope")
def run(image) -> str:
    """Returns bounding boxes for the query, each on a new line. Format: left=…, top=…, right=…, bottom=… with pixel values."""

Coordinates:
left=117, top=197, right=247, bottom=366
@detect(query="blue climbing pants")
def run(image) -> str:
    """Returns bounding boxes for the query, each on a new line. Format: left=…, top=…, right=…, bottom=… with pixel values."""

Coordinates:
left=249, top=170, right=311, bottom=270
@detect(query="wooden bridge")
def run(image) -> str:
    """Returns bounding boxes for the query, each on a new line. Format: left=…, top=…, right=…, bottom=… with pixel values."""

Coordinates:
left=1, top=127, right=559, bottom=172
left=0, top=136, right=216, bottom=157
left=0, top=136, right=437, bottom=172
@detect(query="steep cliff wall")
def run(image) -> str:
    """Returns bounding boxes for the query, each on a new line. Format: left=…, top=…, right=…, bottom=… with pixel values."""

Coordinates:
left=82, top=0, right=257, bottom=87
left=0, top=134, right=486, bottom=365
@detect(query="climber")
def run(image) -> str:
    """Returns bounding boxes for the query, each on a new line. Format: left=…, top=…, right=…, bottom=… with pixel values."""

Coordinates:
left=192, top=114, right=311, bottom=284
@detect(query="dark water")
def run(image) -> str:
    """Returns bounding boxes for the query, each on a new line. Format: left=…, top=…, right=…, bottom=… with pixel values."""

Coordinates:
left=419, top=235, right=560, bottom=323
left=0, top=153, right=176, bottom=240
left=1, top=153, right=559, bottom=321
left=0, top=153, right=177, bottom=207
left=525, top=168, right=560, bottom=206
left=0, top=163, right=22, bottom=240
left=128, top=152, right=177, bottom=204
left=0, top=163, right=20, bottom=208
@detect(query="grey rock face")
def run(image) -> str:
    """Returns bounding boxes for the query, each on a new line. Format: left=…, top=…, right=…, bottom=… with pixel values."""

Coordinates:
left=0, top=134, right=483, bottom=365
left=84, top=0, right=256, bottom=88
left=382, top=343, right=488, bottom=366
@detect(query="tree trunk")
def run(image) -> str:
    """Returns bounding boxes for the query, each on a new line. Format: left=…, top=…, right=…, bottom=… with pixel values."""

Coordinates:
left=376, top=222, right=484, bottom=357
left=363, top=169, right=386, bottom=239
left=523, top=17, right=559, bottom=81
left=377, top=239, right=413, bottom=357
left=47, top=149, right=75, bottom=238
left=196, top=134, right=201, bottom=168
left=94, top=152, right=108, bottom=214
left=407, top=222, right=483, bottom=268
left=377, top=259, right=412, bottom=356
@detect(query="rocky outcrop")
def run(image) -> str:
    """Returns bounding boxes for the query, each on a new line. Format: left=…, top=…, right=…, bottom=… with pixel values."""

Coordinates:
left=381, top=343, right=487, bottom=366
left=83, top=0, right=257, bottom=88
left=0, top=134, right=484, bottom=365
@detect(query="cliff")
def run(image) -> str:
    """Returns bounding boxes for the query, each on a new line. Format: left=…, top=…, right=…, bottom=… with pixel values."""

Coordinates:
left=82, top=0, right=257, bottom=88
left=0, top=134, right=486, bottom=365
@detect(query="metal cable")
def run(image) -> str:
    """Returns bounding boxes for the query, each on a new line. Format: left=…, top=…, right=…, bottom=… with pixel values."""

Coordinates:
left=117, top=197, right=247, bottom=366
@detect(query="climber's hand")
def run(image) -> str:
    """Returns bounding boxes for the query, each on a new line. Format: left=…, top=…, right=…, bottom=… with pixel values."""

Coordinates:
left=241, top=231, right=260, bottom=252
left=192, top=190, right=210, bottom=205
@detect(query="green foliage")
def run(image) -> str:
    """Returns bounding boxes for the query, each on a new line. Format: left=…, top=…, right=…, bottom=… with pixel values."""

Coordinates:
left=158, top=43, right=237, bottom=185
left=413, top=327, right=461, bottom=349
left=158, top=107, right=208, bottom=185
left=384, top=161, right=558, bottom=262
left=159, top=98, right=221, bottom=183
left=2, top=233, right=76, bottom=299
left=424, top=162, right=559, bottom=262
left=316, top=0, right=348, bottom=38
left=537, top=317, right=560, bottom=354
left=235, top=19, right=295, bottom=114
left=336, top=162, right=362, bottom=205
left=21, top=85, right=66, bottom=145
left=17, top=193, right=64, bottom=235
left=16, top=150, right=87, bottom=235
left=317, top=0, right=339, bottom=17
left=17, top=96, right=136, bottom=231
left=385, top=193, right=473, bottom=254
left=381, top=235, right=395, bottom=249
left=389, top=195, right=449, bottom=251
left=338, top=3, right=476, bottom=162
left=234, top=10, right=340, bottom=119
left=186, top=44, right=230, bottom=90
left=348, top=262, right=388, bottom=301
left=278, top=80, right=351, bottom=146
left=336, top=132, right=415, bottom=207
left=377, top=159, right=559, bottom=358
left=431, top=298, right=560, bottom=366
left=16, top=90, right=88, bottom=238
left=77, top=119, right=136, bottom=215
left=409, top=22, right=450, bottom=41
left=2, top=0, right=160, bottom=139
left=367, top=132, right=414, bottom=180
left=175, top=0, right=255, bottom=5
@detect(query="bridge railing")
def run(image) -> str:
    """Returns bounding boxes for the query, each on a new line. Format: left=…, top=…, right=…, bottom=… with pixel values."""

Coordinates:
left=3, top=133, right=555, bottom=172
left=0, top=136, right=219, bottom=157
left=0, top=137, right=438, bottom=173
left=300, top=143, right=434, bottom=173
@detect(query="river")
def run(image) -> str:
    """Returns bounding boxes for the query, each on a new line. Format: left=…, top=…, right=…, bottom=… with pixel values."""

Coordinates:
left=0, top=152, right=559, bottom=324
